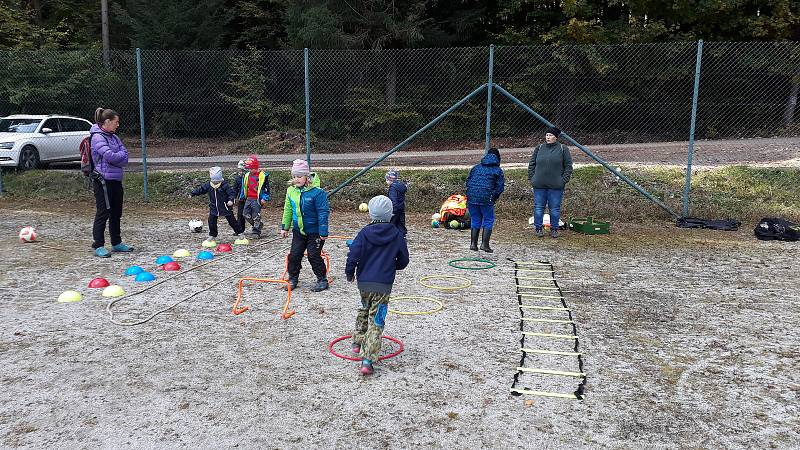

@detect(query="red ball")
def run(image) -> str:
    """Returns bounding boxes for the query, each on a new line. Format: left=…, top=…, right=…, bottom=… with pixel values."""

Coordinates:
left=216, top=243, right=232, bottom=252
left=162, top=262, right=182, bottom=271
left=88, top=277, right=110, bottom=288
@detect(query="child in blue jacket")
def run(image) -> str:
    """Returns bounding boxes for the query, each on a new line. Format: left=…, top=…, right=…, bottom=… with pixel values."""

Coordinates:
left=386, top=168, right=407, bottom=236
left=345, top=195, right=410, bottom=375
left=465, top=148, right=505, bottom=252
left=190, top=166, right=242, bottom=244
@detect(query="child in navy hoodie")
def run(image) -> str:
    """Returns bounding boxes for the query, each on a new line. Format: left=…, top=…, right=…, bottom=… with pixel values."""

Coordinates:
left=385, top=168, right=407, bottom=236
left=345, top=195, right=410, bottom=375
left=190, top=166, right=242, bottom=244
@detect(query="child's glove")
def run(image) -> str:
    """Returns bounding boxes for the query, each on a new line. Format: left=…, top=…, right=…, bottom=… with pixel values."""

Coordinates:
left=226, top=201, right=233, bottom=207
left=260, top=199, right=267, bottom=206
left=346, top=273, right=355, bottom=282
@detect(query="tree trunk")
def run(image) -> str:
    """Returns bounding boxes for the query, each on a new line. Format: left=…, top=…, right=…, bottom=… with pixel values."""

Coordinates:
left=386, top=51, right=397, bottom=108
left=556, top=71, right=576, bottom=132
left=101, top=0, right=110, bottom=69
left=29, top=0, right=42, bottom=25
left=783, top=67, right=800, bottom=127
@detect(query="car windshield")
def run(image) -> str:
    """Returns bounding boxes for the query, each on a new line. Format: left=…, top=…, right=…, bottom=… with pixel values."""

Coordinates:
left=0, top=118, right=42, bottom=133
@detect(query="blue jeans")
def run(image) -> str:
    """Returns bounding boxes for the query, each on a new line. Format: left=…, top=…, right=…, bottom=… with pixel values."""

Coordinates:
left=468, top=203, right=496, bottom=229
left=533, top=188, right=563, bottom=230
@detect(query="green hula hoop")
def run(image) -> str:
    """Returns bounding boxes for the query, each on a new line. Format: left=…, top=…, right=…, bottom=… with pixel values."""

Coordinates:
left=448, top=257, right=496, bottom=270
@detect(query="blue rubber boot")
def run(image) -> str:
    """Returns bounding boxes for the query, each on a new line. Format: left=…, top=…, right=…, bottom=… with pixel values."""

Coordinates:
left=112, top=243, right=134, bottom=252
left=95, top=247, right=111, bottom=258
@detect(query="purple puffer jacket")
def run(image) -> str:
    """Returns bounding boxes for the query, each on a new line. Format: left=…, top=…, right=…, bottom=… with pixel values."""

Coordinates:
left=90, top=124, right=128, bottom=181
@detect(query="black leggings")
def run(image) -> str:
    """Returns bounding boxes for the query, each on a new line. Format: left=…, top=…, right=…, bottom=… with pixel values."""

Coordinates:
left=92, top=178, right=124, bottom=248
left=209, top=214, right=242, bottom=237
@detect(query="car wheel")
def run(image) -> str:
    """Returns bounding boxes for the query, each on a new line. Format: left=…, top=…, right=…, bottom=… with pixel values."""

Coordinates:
left=18, top=145, right=40, bottom=170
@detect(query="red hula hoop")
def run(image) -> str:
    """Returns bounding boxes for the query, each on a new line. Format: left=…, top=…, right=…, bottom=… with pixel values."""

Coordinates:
left=328, top=334, right=404, bottom=361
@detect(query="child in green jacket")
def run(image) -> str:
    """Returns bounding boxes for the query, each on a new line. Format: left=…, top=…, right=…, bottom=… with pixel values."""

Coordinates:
left=280, top=159, right=330, bottom=292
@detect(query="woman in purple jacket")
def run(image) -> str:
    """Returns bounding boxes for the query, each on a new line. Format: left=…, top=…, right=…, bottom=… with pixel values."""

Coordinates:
left=91, top=108, right=133, bottom=258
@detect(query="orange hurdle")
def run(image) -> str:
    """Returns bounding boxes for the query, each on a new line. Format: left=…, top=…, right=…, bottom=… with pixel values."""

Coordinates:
left=231, top=277, right=296, bottom=319
left=281, top=250, right=333, bottom=284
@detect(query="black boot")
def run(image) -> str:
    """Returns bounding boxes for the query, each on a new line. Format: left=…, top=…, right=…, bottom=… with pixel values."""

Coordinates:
left=480, top=228, right=494, bottom=253
left=311, top=278, right=329, bottom=292
left=470, top=228, right=480, bottom=251
left=283, top=278, right=298, bottom=291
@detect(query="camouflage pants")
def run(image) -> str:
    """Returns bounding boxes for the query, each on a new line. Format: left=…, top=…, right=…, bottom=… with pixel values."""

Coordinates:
left=353, top=290, right=390, bottom=362
left=242, top=199, right=262, bottom=233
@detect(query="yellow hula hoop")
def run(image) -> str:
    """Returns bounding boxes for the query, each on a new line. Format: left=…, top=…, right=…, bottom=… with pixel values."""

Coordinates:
left=418, top=275, right=472, bottom=291
left=389, top=296, right=444, bottom=315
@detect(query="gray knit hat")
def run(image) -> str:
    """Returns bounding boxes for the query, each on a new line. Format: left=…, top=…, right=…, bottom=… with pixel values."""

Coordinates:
left=209, top=166, right=223, bottom=182
left=368, top=195, right=393, bottom=222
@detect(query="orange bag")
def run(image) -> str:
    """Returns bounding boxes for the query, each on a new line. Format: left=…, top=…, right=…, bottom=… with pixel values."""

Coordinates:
left=439, top=194, right=470, bottom=229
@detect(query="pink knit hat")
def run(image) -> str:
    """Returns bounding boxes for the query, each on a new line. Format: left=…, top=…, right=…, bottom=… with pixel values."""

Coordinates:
left=291, top=159, right=310, bottom=176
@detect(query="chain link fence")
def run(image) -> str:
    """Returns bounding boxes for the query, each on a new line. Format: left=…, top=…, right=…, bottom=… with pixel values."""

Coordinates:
left=309, top=47, right=489, bottom=154
left=0, top=42, right=798, bottom=219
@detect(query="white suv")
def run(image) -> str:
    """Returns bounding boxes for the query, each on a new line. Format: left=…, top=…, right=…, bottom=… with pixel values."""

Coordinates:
left=0, top=114, right=93, bottom=169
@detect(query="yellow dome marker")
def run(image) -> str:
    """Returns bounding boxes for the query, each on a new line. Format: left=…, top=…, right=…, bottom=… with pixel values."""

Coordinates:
left=173, top=249, right=191, bottom=258
left=57, top=290, right=82, bottom=303
left=102, top=285, right=126, bottom=298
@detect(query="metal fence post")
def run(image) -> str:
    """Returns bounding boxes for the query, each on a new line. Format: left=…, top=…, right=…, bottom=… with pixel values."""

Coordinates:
left=304, top=48, right=312, bottom=169
left=683, top=39, right=704, bottom=218
left=136, top=47, right=149, bottom=202
left=484, top=44, right=494, bottom=154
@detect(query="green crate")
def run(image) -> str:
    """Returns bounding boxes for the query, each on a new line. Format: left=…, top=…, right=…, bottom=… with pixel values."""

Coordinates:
left=568, top=216, right=610, bottom=234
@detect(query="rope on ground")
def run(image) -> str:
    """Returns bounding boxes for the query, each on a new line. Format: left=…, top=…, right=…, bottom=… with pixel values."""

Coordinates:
left=106, top=236, right=287, bottom=326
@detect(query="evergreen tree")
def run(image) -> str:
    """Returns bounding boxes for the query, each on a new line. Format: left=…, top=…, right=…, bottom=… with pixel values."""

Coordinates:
left=111, top=0, right=231, bottom=49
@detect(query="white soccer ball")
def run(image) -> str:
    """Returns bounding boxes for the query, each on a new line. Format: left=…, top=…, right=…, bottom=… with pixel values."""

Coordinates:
left=188, top=219, right=203, bottom=233
left=19, top=226, right=37, bottom=242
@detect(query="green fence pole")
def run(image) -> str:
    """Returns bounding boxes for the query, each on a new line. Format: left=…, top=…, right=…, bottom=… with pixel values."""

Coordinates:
left=136, top=47, right=149, bottom=202
left=493, top=83, right=680, bottom=219
left=329, top=83, right=489, bottom=197
left=683, top=40, right=704, bottom=218
left=484, top=45, right=494, bottom=154
left=304, top=48, right=312, bottom=169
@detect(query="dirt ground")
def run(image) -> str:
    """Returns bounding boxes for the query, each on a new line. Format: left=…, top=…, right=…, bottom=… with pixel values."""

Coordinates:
left=1, top=205, right=799, bottom=448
